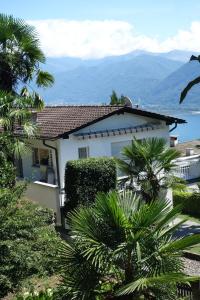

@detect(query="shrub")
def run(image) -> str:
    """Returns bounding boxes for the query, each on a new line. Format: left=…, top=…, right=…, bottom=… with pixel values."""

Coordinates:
left=15, top=289, right=54, bottom=300
left=173, top=190, right=200, bottom=217
left=0, top=186, right=62, bottom=298
left=65, top=157, right=116, bottom=210
left=0, top=152, right=16, bottom=187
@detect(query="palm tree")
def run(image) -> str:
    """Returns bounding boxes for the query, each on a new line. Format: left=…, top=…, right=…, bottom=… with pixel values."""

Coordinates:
left=0, top=14, right=54, bottom=143
left=0, top=90, right=43, bottom=159
left=0, top=14, right=54, bottom=93
left=116, top=138, right=180, bottom=203
left=0, top=14, right=54, bottom=177
left=57, top=191, right=200, bottom=299
left=180, top=55, right=200, bottom=103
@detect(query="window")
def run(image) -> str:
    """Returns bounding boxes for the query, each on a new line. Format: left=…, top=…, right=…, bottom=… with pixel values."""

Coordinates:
left=32, top=148, right=50, bottom=166
left=78, top=147, right=89, bottom=159
left=111, top=141, right=131, bottom=159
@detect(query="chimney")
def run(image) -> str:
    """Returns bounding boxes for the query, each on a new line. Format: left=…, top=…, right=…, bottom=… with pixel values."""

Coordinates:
left=31, top=111, right=38, bottom=124
left=186, top=148, right=194, bottom=156
left=170, top=136, right=178, bottom=147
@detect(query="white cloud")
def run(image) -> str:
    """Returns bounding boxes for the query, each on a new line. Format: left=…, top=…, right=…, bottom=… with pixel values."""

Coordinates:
left=28, top=19, right=200, bottom=58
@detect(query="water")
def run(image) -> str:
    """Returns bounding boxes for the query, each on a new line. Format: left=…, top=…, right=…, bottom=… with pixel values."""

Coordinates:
left=171, top=112, right=200, bottom=142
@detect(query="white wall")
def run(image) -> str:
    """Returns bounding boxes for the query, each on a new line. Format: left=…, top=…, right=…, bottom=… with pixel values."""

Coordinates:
left=21, top=139, right=58, bottom=183
left=77, top=112, right=164, bottom=133
left=58, top=112, right=170, bottom=189
left=24, top=181, right=61, bottom=226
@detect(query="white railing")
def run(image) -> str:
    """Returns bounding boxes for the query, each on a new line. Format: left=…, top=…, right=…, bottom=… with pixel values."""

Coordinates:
left=173, top=156, right=200, bottom=181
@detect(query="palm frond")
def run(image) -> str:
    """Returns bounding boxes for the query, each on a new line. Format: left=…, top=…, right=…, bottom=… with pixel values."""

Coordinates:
left=180, top=76, right=200, bottom=103
left=116, top=273, right=200, bottom=296
left=36, top=70, right=55, bottom=87
left=160, top=234, right=200, bottom=253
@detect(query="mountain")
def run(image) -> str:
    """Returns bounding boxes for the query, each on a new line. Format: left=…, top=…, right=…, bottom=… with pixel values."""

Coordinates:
left=142, top=50, right=198, bottom=63
left=39, top=54, right=183, bottom=104
left=148, top=60, right=200, bottom=109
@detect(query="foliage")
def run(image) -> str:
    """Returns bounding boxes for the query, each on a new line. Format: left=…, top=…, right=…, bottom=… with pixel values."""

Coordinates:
left=0, top=151, right=15, bottom=187
left=173, top=190, right=200, bottom=218
left=15, top=289, right=54, bottom=300
left=0, top=90, right=42, bottom=137
left=117, top=137, right=180, bottom=203
left=0, top=13, right=54, bottom=93
left=0, top=186, right=62, bottom=298
left=110, top=90, right=126, bottom=105
left=180, top=55, right=200, bottom=103
left=57, top=190, right=200, bottom=299
left=65, top=157, right=116, bottom=210
left=0, top=14, right=54, bottom=169
left=0, top=134, right=16, bottom=187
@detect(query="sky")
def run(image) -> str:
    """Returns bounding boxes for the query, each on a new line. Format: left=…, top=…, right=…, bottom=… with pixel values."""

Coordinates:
left=1, top=0, right=200, bottom=58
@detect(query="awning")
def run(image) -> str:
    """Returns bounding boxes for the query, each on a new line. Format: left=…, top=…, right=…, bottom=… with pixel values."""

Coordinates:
left=74, top=123, right=163, bottom=140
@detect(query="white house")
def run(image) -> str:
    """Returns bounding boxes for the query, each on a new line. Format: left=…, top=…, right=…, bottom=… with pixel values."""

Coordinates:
left=15, top=104, right=185, bottom=225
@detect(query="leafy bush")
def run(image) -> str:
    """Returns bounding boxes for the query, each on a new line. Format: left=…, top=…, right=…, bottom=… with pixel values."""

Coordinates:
left=65, top=157, right=116, bottom=210
left=0, top=135, right=16, bottom=187
left=0, top=152, right=16, bottom=187
left=15, top=289, right=54, bottom=300
left=0, top=186, right=62, bottom=298
left=173, top=190, right=200, bottom=217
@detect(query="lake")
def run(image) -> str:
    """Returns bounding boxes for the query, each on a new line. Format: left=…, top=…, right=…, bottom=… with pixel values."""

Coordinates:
left=171, top=112, right=200, bottom=142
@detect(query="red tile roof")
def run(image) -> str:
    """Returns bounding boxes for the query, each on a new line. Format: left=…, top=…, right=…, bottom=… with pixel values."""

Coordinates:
left=36, top=105, right=122, bottom=138
left=3, top=105, right=186, bottom=139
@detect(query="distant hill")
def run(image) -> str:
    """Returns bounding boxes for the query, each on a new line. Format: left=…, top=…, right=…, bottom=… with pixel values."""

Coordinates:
left=39, top=53, right=183, bottom=105
left=147, top=60, right=200, bottom=109
left=34, top=50, right=200, bottom=110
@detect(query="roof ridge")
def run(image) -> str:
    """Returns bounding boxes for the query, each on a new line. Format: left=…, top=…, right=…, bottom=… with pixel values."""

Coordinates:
left=44, top=105, right=124, bottom=108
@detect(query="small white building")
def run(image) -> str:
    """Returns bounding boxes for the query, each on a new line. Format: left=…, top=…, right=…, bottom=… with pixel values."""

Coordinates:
left=15, top=105, right=185, bottom=225
left=173, top=139, right=200, bottom=182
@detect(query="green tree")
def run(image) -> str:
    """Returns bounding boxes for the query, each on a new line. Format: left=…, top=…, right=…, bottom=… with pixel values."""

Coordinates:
left=180, top=55, right=200, bottom=103
left=0, top=14, right=54, bottom=179
left=116, top=138, right=180, bottom=203
left=0, top=186, right=62, bottom=298
left=0, top=14, right=54, bottom=93
left=0, top=91, right=42, bottom=184
left=57, top=191, right=200, bottom=299
left=110, top=90, right=126, bottom=105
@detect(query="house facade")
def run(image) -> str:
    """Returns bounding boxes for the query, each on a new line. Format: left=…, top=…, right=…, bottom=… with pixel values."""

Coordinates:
left=16, top=105, right=185, bottom=225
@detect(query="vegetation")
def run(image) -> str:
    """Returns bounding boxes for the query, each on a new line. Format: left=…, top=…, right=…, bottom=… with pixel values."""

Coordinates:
left=180, top=55, right=200, bottom=103
left=15, top=289, right=54, bottom=300
left=173, top=190, right=200, bottom=218
left=0, top=14, right=54, bottom=181
left=65, top=157, right=116, bottom=211
left=117, top=137, right=180, bottom=203
left=0, top=14, right=60, bottom=298
left=110, top=90, right=126, bottom=105
left=57, top=191, right=200, bottom=299
left=0, top=91, right=43, bottom=167
left=0, top=186, right=62, bottom=298
left=0, top=13, right=54, bottom=93
left=0, top=135, right=16, bottom=187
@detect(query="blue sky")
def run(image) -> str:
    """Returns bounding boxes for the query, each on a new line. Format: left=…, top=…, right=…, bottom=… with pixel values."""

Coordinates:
left=2, top=0, right=200, bottom=58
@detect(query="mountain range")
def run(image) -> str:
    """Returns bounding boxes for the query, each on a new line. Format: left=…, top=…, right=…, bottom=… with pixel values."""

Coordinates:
left=36, top=50, right=200, bottom=111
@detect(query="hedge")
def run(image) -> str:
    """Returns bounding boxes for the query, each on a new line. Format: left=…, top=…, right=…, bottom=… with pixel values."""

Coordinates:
left=65, top=157, right=117, bottom=210
left=173, top=190, right=200, bottom=218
